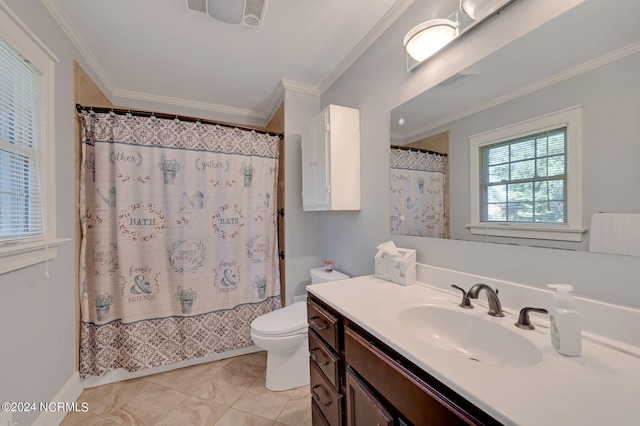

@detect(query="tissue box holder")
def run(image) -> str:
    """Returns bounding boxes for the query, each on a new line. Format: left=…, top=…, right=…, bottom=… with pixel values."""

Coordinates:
left=374, top=248, right=416, bottom=286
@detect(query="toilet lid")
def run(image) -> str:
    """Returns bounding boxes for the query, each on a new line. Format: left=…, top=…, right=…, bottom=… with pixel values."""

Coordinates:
left=251, top=301, right=308, bottom=336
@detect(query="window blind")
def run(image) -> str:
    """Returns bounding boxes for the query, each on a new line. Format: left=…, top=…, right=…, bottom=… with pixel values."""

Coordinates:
left=0, top=35, right=45, bottom=242
left=479, top=127, right=567, bottom=224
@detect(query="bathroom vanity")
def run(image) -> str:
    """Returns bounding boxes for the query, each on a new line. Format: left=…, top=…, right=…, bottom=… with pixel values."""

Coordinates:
left=308, top=294, right=500, bottom=425
left=307, top=272, right=640, bottom=425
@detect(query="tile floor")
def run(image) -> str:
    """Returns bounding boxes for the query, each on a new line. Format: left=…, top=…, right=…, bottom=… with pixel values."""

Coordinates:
left=61, top=351, right=312, bottom=426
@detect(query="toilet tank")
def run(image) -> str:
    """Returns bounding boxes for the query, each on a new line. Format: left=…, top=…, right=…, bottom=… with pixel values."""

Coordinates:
left=310, top=267, right=349, bottom=284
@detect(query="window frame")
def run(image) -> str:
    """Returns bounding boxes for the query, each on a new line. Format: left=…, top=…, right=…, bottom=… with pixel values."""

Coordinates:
left=468, top=106, right=586, bottom=241
left=0, top=6, right=67, bottom=274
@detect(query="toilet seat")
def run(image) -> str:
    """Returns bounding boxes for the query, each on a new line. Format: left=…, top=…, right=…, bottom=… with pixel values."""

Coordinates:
left=251, top=301, right=308, bottom=337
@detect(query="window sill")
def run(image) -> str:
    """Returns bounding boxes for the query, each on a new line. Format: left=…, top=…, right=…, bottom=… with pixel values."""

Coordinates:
left=466, top=223, right=586, bottom=242
left=0, top=238, right=71, bottom=274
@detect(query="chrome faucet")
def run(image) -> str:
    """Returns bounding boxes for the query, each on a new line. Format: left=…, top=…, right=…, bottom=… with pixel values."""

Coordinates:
left=467, top=283, right=504, bottom=317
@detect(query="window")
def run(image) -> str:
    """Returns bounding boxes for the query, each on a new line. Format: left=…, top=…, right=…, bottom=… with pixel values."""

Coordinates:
left=468, top=106, right=585, bottom=241
left=0, top=37, right=45, bottom=242
left=480, top=128, right=567, bottom=223
left=0, top=6, right=66, bottom=273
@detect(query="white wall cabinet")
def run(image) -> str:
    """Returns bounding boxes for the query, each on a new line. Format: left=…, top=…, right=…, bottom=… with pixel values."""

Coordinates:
left=302, top=105, right=360, bottom=211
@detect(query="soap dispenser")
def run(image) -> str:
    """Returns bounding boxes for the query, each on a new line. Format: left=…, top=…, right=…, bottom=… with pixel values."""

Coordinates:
left=547, top=284, right=582, bottom=356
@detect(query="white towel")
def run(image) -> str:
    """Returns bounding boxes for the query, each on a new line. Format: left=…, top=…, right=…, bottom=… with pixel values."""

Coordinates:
left=589, top=213, right=640, bottom=256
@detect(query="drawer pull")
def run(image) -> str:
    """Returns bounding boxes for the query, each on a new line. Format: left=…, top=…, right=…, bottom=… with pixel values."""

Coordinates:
left=309, top=316, right=328, bottom=331
left=312, top=384, right=332, bottom=407
left=310, top=348, right=330, bottom=366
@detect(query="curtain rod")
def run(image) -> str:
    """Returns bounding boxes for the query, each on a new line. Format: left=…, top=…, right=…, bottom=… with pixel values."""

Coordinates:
left=75, top=104, right=283, bottom=139
left=390, top=144, right=448, bottom=157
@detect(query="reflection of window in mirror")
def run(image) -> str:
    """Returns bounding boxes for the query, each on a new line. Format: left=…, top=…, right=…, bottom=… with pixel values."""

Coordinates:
left=468, top=106, right=584, bottom=241
left=404, top=131, right=450, bottom=238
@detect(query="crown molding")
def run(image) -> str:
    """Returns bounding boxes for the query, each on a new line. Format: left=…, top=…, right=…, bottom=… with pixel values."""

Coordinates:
left=42, top=0, right=409, bottom=123
left=263, top=78, right=322, bottom=122
left=403, top=39, right=640, bottom=141
left=41, top=0, right=116, bottom=94
left=114, top=88, right=267, bottom=120
left=319, top=0, right=415, bottom=93
left=264, top=81, right=286, bottom=123
left=281, top=79, right=321, bottom=96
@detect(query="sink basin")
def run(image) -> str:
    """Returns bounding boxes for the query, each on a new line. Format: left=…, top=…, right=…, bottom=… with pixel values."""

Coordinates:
left=397, top=304, right=542, bottom=367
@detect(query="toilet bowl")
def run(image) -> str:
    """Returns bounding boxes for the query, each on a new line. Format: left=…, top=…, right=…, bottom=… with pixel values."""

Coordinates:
left=250, top=267, right=349, bottom=391
left=251, top=301, right=308, bottom=391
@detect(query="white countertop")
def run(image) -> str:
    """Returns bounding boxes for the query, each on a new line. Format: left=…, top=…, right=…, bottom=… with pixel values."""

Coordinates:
left=308, top=275, right=640, bottom=426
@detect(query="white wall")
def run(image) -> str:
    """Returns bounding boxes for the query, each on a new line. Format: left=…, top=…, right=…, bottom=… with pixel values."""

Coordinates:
left=0, top=2, right=85, bottom=425
left=282, top=90, right=323, bottom=303
left=319, top=0, right=640, bottom=309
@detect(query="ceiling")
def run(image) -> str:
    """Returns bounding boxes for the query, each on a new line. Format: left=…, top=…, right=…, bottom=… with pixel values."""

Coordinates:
left=43, top=0, right=414, bottom=122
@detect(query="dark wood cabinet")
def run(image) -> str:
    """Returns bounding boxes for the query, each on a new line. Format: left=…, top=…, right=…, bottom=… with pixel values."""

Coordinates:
left=308, top=297, right=344, bottom=425
left=308, top=297, right=340, bottom=351
left=307, top=294, right=502, bottom=426
left=309, top=327, right=340, bottom=387
left=345, top=367, right=394, bottom=426
left=310, top=360, right=343, bottom=426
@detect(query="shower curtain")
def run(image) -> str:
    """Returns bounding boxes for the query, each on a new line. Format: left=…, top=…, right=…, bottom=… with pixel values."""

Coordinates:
left=78, top=110, right=281, bottom=378
left=390, top=147, right=447, bottom=237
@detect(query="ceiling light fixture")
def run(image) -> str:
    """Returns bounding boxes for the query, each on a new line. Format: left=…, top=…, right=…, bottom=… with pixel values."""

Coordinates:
left=404, top=19, right=458, bottom=63
left=404, top=0, right=518, bottom=71
left=460, top=0, right=512, bottom=21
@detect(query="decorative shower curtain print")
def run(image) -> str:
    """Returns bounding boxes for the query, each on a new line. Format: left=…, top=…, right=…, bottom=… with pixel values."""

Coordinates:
left=79, top=111, right=281, bottom=378
left=390, top=148, right=447, bottom=237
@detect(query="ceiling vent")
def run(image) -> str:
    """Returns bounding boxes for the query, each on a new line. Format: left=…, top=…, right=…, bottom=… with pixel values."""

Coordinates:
left=187, top=0, right=267, bottom=29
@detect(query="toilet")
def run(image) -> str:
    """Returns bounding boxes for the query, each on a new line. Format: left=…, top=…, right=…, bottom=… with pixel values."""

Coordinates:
left=250, top=267, right=349, bottom=391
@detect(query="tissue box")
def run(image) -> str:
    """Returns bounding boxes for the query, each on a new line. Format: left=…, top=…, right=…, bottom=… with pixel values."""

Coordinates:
left=374, top=248, right=416, bottom=286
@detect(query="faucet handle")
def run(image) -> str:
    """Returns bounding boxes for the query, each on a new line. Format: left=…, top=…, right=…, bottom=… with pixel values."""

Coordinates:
left=515, top=307, right=549, bottom=330
left=451, top=285, right=473, bottom=309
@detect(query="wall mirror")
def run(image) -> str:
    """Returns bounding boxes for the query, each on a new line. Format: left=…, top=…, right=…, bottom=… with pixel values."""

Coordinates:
left=389, top=0, right=640, bottom=252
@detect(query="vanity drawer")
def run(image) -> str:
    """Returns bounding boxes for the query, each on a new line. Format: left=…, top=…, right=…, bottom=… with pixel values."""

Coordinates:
left=345, top=325, right=484, bottom=426
left=309, top=329, right=340, bottom=387
left=307, top=298, right=339, bottom=351
left=310, top=360, right=343, bottom=426
left=312, top=399, right=331, bottom=426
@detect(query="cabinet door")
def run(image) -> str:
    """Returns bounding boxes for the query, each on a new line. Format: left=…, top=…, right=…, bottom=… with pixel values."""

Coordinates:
left=346, top=367, right=394, bottom=426
left=312, top=110, right=329, bottom=206
left=301, top=123, right=317, bottom=208
left=302, top=111, right=329, bottom=210
left=345, top=326, right=478, bottom=425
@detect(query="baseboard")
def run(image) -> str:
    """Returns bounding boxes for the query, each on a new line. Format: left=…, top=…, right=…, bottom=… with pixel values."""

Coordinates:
left=32, top=372, right=84, bottom=426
